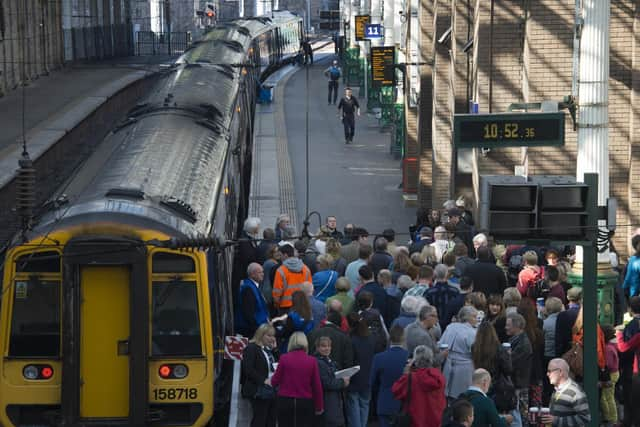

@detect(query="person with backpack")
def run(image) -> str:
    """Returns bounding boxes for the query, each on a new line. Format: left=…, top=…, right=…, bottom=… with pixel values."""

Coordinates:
left=516, top=250, right=545, bottom=300
left=356, top=290, right=389, bottom=353
left=324, top=60, right=342, bottom=105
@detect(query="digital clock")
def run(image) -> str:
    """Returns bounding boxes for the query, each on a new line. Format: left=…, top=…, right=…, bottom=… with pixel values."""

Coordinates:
left=453, top=112, right=565, bottom=149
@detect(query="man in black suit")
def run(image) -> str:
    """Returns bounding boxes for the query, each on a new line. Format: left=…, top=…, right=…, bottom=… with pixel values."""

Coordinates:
left=465, top=246, right=507, bottom=297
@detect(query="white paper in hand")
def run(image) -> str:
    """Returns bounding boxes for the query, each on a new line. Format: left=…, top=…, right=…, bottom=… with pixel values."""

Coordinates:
left=335, top=365, right=360, bottom=379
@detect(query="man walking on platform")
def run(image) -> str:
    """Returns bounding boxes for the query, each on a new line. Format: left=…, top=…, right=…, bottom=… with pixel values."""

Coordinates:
left=337, top=87, right=360, bottom=144
left=324, top=60, right=342, bottom=104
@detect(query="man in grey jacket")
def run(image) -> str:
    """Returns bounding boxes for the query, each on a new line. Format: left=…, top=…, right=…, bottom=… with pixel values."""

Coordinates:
left=404, top=305, right=447, bottom=366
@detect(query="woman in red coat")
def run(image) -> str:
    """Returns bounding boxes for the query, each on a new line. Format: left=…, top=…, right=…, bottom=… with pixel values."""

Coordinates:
left=392, top=345, right=447, bottom=427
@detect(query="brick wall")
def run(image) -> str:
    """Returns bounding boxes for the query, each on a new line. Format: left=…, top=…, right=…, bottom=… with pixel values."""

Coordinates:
left=431, top=0, right=454, bottom=206
left=411, top=0, right=638, bottom=256
left=416, top=0, right=435, bottom=207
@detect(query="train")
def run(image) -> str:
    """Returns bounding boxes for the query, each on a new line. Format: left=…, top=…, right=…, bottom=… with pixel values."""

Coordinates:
left=0, top=11, right=303, bottom=427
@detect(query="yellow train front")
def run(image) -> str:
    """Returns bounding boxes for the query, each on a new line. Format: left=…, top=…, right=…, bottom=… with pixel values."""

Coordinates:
left=1, top=231, right=218, bottom=426
left=0, top=11, right=303, bottom=426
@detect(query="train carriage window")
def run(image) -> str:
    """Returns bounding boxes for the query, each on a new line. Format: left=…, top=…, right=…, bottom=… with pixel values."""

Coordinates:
left=152, top=281, right=202, bottom=357
left=16, top=251, right=61, bottom=273
left=9, top=279, right=60, bottom=357
left=152, top=252, right=196, bottom=273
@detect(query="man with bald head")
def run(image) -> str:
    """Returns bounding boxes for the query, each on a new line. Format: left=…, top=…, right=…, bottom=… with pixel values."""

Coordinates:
left=459, top=369, right=508, bottom=427
left=236, top=263, right=268, bottom=337
left=541, top=359, right=590, bottom=427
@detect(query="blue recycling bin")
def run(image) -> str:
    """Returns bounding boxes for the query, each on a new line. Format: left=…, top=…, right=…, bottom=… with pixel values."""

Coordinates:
left=258, top=85, right=273, bottom=104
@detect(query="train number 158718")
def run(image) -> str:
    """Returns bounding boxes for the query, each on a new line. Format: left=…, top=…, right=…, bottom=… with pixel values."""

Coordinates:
left=152, top=387, right=198, bottom=400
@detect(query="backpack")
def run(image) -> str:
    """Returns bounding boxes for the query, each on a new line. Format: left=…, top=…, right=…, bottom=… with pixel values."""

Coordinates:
left=507, top=254, right=523, bottom=286
left=360, top=309, right=388, bottom=353
left=329, top=66, right=341, bottom=80
left=517, top=267, right=546, bottom=299
left=492, top=374, right=518, bottom=411
left=527, top=275, right=550, bottom=300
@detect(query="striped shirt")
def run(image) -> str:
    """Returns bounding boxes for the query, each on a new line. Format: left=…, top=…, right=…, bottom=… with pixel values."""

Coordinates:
left=550, top=379, right=591, bottom=427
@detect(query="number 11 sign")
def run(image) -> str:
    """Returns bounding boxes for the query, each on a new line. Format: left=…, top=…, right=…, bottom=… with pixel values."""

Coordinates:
left=365, top=24, right=383, bottom=38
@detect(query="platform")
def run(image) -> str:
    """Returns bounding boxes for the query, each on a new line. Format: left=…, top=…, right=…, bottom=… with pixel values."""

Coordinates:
left=0, top=56, right=176, bottom=189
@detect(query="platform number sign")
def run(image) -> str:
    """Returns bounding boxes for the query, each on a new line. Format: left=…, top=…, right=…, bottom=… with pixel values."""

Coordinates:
left=365, top=24, right=383, bottom=38
left=355, top=15, right=370, bottom=41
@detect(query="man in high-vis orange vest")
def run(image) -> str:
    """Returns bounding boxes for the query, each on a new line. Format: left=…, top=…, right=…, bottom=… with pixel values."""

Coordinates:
left=272, top=243, right=312, bottom=313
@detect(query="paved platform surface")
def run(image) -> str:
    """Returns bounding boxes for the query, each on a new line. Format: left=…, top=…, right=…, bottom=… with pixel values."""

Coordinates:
left=0, top=55, right=175, bottom=188
left=284, top=46, right=415, bottom=236
left=250, top=41, right=416, bottom=241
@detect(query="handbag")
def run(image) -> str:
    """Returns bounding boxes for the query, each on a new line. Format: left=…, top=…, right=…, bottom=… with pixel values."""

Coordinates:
left=393, top=372, right=412, bottom=427
left=562, top=341, right=584, bottom=378
left=254, top=384, right=276, bottom=400
left=493, top=374, right=517, bottom=412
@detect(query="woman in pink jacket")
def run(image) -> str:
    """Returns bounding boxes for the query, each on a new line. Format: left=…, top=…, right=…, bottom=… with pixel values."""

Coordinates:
left=270, top=332, right=324, bottom=426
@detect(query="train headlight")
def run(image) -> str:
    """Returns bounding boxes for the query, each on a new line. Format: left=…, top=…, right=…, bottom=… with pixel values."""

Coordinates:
left=23, top=365, right=39, bottom=380
left=172, top=364, right=188, bottom=379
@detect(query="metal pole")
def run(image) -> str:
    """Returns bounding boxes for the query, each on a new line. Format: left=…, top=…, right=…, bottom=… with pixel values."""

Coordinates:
left=305, top=58, right=310, bottom=221
left=582, top=173, right=599, bottom=427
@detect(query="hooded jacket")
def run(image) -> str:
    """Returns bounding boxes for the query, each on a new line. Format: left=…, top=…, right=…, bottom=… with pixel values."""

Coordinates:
left=392, top=367, right=447, bottom=427
left=272, top=257, right=312, bottom=309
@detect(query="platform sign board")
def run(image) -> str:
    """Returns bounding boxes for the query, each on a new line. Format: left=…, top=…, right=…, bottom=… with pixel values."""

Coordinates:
left=355, top=15, right=370, bottom=41
left=371, top=46, right=395, bottom=88
left=365, top=23, right=383, bottom=38
left=453, top=112, right=565, bottom=149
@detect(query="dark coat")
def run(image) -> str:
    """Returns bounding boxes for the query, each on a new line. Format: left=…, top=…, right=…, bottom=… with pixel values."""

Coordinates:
left=509, top=332, right=533, bottom=389
left=237, top=231, right=258, bottom=275
left=241, top=342, right=277, bottom=399
left=458, top=389, right=506, bottom=427
left=316, top=355, right=346, bottom=426
left=370, top=346, right=409, bottom=415
left=308, top=323, right=354, bottom=370
left=370, top=250, right=393, bottom=277
left=409, top=239, right=431, bottom=255
left=357, top=281, right=388, bottom=318
left=348, top=334, right=377, bottom=392
left=555, top=305, right=580, bottom=356
left=465, top=260, right=507, bottom=297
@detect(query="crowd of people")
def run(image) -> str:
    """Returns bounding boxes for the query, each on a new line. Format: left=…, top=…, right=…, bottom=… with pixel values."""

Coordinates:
left=235, top=201, right=640, bottom=427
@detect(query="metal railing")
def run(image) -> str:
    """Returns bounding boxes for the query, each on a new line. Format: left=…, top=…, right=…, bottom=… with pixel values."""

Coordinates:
left=135, top=32, right=192, bottom=56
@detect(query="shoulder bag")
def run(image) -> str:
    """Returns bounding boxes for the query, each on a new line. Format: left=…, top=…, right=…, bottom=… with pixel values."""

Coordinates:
left=562, top=341, right=584, bottom=379
left=393, top=372, right=412, bottom=427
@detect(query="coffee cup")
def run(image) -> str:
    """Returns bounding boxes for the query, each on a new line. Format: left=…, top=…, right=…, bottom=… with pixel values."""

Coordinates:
left=502, top=342, right=511, bottom=349
left=438, top=343, right=449, bottom=350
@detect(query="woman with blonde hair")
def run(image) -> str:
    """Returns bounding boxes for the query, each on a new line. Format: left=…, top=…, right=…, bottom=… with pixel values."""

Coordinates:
left=270, top=331, right=324, bottom=426
left=242, top=323, right=278, bottom=427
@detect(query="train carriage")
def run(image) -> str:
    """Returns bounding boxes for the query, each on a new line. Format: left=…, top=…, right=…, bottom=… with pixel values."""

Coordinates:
left=0, top=11, right=302, bottom=427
